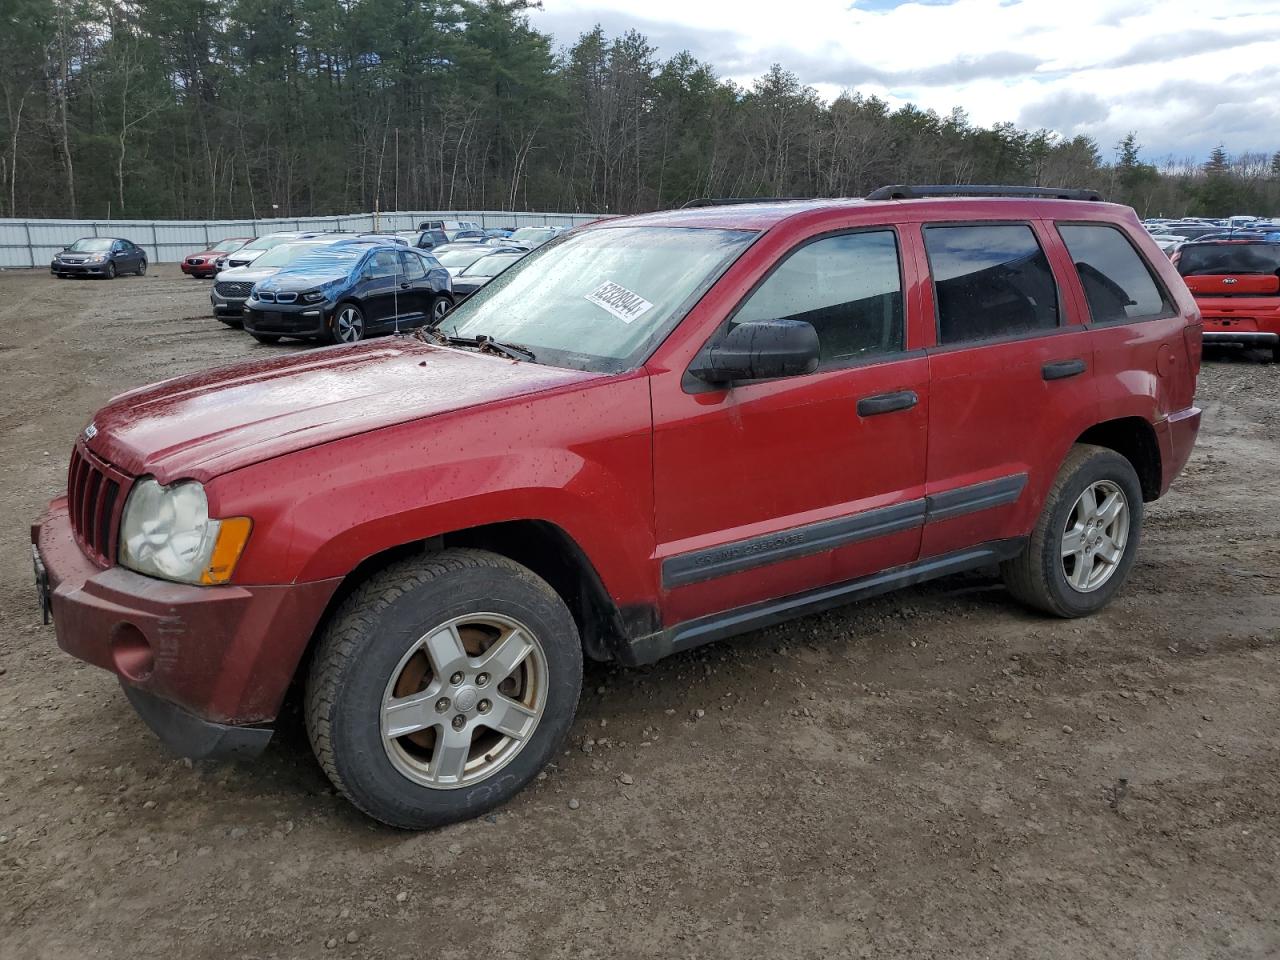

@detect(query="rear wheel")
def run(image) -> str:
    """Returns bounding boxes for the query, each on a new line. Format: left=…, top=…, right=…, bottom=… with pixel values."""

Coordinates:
left=305, top=549, right=582, bottom=829
left=331, top=303, right=365, bottom=344
left=251, top=333, right=281, bottom=345
left=1001, top=444, right=1143, bottom=617
left=136, top=259, right=147, bottom=276
left=429, top=295, right=453, bottom=325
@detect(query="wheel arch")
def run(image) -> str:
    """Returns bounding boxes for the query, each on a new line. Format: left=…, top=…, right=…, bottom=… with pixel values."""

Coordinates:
left=1074, top=417, right=1162, bottom=501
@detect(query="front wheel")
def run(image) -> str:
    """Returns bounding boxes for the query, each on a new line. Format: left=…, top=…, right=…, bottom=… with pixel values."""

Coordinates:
left=305, top=549, right=583, bottom=829
left=104, top=263, right=116, bottom=280
left=330, top=303, right=365, bottom=344
left=1002, top=444, right=1143, bottom=617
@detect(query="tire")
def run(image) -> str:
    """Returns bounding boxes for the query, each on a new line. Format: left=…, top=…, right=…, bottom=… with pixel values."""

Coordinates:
left=251, top=333, right=281, bottom=344
left=217, top=317, right=244, bottom=329
left=104, top=263, right=116, bottom=280
left=1001, top=443, right=1143, bottom=618
left=429, top=295, right=453, bottom=325
left=330, top=302, right=365, bottom=344
left=305, top=549, right=583, bottom=829
left=136, top=259, right=147, bottom=276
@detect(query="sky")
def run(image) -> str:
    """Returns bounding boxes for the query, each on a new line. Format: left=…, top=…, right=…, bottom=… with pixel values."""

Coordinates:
left=529, top=0, right=1280, bottom=164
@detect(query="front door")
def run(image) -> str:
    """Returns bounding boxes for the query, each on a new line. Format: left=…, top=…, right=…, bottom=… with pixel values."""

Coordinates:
left=652, top=227, right=930, bottom=627
left=358, top=249, right=401, bottom=329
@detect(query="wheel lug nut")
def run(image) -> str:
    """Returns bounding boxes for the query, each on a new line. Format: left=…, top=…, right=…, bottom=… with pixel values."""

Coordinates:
left=452, top=715, right=466, bottom=730
left=435, top=697, right=451, bottom=712
left=478, top=699, right=491, bottom=714
left=449, top=672, right=464, bottom=685
left=476, top=673, right=490, bottom=687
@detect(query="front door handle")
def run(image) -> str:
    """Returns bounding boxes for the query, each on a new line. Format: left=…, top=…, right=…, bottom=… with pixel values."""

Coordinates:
left=857, top=390, right=918, bottom=417
left=1042, top=358, right=1087, bottom=381
left=400, top=282, right=412, bottom=289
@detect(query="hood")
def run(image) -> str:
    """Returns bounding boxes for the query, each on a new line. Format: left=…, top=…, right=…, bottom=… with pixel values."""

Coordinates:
left=226, top=249, right=266, bottom=266
left=85, top=339, right=600, bottom=483
left=261, top=268, right=350, bottom=292
left=216, top=264, right=285, bottom=283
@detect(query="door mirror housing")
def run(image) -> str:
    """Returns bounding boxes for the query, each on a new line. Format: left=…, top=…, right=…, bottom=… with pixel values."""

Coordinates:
left=691, top=319, right=820, bottom=385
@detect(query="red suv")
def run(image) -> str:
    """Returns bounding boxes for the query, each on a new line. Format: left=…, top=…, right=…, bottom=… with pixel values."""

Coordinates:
left=32, top=186, right=1202, bottom=828
left=1172, top=239, right=1280, bottom=361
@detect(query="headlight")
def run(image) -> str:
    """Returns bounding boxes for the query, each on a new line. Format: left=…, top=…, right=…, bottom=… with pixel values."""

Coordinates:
left=90, top=254, right=105, bottom=262
left=301, top=289, right=326, bottom=303
left=119, top=478, right=252, bottom=585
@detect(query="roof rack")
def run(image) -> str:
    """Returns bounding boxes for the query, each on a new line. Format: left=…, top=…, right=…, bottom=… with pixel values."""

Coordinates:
left=680, top=197, right=812, bottom=208
left=866, top=184, right=1104, bottom=202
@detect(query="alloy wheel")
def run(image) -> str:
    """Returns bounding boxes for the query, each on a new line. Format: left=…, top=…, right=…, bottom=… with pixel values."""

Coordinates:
left=1061, top=480, right=1130, bottom=592
left=432, top=298, right=451, bottom=322
left=336, top=306, right=364, bottom=342
left=380, top=612, right=547, bottom=789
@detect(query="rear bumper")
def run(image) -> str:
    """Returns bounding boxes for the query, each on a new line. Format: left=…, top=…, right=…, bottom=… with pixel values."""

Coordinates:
left=33, top=499, right=340, bottom=757
left=1154, top=406, right=1202, bottom=496
left=1201, top=331, right=1278, bottom=346
left=1194, top=296, right=1280, bottom=345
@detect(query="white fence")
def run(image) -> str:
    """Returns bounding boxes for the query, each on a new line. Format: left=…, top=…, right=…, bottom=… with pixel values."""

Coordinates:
left=0, top=209, right=603, bottom=268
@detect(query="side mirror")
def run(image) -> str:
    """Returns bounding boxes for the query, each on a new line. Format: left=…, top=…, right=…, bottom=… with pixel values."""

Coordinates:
left=691, top=319, right=820, bottom=384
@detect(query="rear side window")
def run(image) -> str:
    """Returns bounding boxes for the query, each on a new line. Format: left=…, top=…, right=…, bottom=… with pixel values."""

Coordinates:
left=924, top=224, right=1059, bottom=345
left=1058, top=224, right=1170, bottom=323
left=733, top=230, right=904, bottom=366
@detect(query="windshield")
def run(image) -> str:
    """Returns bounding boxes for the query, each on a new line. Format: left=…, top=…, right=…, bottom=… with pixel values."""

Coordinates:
left=460, top=253, right=523, bottom=277
left=250, top=241, right=328, bottom=269
left=1177, top=243, right=1280, bottom=276
left=241, top=234, right=299, bottom=252
left=510, top=227, right=554, bottom=243
left=274, top=245, right=365, bottom=276
left=439, top=226, right=756, bottom=372
left=68, top=238, right=113, bottom=252
left=212, top=238, right=246, bottom=253
left=436, top=248, right=491, bottom=269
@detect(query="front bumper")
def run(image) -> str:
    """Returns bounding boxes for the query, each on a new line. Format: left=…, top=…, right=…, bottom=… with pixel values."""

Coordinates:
left=210, top=293, right=248, bottom=317
left=33, top=498, right=340, bottom=758
left=51, top=261, right=108, bottom=276
left=244, top=300, right=331, bottom=338
left=182, top=261, right=216, bottom=277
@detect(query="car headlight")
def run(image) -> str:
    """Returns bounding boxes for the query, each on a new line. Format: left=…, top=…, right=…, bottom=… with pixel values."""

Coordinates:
left=89, top=254, right=105, bottom=262
left=301, top=289, right=326, bottom=303
left=119, top=478, right=252, bottom=585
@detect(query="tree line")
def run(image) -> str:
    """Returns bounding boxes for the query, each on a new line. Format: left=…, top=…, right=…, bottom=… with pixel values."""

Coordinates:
left=3, top=0, right=1278, bottom=221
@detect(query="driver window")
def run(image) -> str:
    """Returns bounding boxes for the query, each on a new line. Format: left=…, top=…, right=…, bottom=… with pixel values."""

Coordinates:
left=366, top=249, right=399, bottom=279
left=732, top=230, right=904, bottom=366
left=923, top=223, right=1059, bottom=344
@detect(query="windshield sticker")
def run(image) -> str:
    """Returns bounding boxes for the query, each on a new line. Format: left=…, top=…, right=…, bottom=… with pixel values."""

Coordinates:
left=585, top=281, right=654, bottom=324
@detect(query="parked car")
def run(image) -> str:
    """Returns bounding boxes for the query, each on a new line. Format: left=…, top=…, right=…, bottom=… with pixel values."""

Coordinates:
left=181, top=238, right=252, bottom=279
left=32, top=186, right=1202, bottom=829
left=1172, top=238, right=1280, bottom=361
left=242, top=241, right=452, bottom=344
left=484, top=228, right=514, bottom=240
left=1150, top=234, right=1187, bottom=254
left=211, top=237, right=352, bottom=324
left=50, top=238, right=147, bottom=279
left=223, top=232, right=326, bottom=269
left=1156, top=225, right=1222, bottom=242
left=417, top=219, right=483, bottom=240
left=395, top=228, right=449, bottom=251
left=450, top=249, right=526, bottom=299
left=433, top=243, right=525, bottom=277
left=506, top=225, right=564, bottom=248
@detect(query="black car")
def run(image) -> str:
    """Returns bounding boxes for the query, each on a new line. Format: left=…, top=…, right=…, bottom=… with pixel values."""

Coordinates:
left=51, top=238, right=147, bottom=279
left=243, top=241, right=453, bottom=345
left=395, top=228, right=449, bottom=251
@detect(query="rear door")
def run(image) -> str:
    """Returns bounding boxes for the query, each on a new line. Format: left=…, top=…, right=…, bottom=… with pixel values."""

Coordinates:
left=395, top=250, right=431, bottom=326
left=915, top=219, right=1100, bottom=560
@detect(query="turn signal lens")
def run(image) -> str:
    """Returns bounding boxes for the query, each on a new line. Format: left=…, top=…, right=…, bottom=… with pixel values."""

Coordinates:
left=199, top=517, right=253, bottom=585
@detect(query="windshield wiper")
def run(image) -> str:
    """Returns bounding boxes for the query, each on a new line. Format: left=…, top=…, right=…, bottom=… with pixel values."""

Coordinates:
left=413, top=326, right=535, bottom=362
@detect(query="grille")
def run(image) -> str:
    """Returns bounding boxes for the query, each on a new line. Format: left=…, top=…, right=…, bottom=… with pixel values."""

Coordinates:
left=66, top=443, right=132, bottom=567
left=215, top=281, right=252, bottom=298
left=276, top=292, right=298, bottom=303
left=186, top=257, right=203, bottom=265
left=257, top=290, right=276, bottom=303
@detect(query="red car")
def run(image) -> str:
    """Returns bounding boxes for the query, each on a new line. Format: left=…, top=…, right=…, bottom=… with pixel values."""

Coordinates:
left=180, top=237, right=252, bottom=278
left=33, top=186, right=1201, bottom=828
left=1172, top=239, right=1280, bottom=361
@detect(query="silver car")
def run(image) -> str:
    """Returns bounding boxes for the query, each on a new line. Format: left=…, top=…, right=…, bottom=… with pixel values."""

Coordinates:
left=221, top=231, right=326, bottom=270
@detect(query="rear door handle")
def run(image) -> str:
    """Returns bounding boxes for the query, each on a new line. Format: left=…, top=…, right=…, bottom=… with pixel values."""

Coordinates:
left=1042, top=358, right=1087, bottom=381
left=857, top=390, right=918, bottom=417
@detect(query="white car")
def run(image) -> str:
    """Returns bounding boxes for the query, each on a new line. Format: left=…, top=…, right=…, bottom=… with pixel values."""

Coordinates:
left=222, top=231, right=326, bottom=269
left=1149, top=234, right=1185, bottom=255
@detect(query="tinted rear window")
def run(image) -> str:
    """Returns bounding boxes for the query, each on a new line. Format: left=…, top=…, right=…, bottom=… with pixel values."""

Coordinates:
left=1058, top=224, right=1169, bottom=323
left=1176, top=244, right=1280, bottom=276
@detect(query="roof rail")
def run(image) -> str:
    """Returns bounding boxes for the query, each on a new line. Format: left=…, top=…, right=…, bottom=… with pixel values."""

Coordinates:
left=866, top=184, right=1104, bottom=202
left=680, top=197, right=812, bottom=208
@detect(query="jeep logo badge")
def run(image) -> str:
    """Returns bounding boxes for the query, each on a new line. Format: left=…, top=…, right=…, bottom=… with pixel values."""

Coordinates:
left=83, top=422, right=98, bottom=440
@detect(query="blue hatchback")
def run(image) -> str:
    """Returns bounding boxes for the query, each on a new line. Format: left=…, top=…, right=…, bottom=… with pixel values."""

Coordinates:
left=243, top=240, right=453, bottom=345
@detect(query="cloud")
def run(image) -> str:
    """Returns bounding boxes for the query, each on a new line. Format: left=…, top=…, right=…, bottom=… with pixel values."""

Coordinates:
left=1104, top=28, right=1280, bottom=67
left=1019, top=91, right=1110, bottom=133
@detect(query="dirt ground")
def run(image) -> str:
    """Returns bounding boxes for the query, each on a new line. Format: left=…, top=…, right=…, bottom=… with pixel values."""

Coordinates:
left=0, top=264, right=1277, bottom=960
